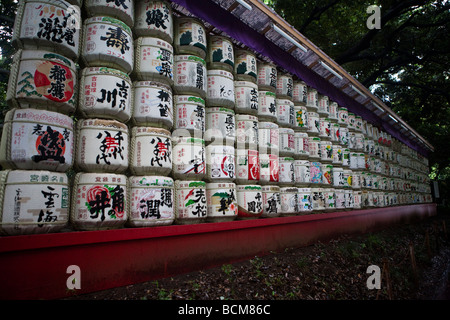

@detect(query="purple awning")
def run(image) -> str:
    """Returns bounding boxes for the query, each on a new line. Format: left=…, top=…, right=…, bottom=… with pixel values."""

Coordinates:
left=171, top=0, right=430, bottom=156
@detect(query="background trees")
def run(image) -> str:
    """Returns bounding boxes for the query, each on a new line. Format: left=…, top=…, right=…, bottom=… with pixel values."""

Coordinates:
left=266, top=0, right=450, bottom=203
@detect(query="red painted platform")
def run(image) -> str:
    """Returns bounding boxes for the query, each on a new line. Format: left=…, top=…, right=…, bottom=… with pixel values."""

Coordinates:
left=0, top=203, right=436, bottom=300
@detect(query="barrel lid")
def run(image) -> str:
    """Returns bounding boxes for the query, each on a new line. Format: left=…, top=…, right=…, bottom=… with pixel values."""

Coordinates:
left=76, top=172, right=127, bottom=184
left=1, top=170, right=68, bottom=184
left=129, top=175, right=174, bottom=187
left=234, top=80, right=257, bottom=87
left=174, top=95, right=205, bottom=106
left=5, top=108, right=74, bottom=129
left=135, top=36, right=173, bottom=50
left=259, top=122, right=278, bottom=128
left=78, top=118, right=128, bottom=131
left=236, top=114, right=258, bottom=121
left=261, top=185, right=280, bottom=191
left=84, top=16, right=132, bottom=35
left=172, top=136, right=205, bottom=145
left=279, top=127, right=294, bottom=134
left=174, top=54, right=206, bottom=66
left=237, top=184, right=262, bottom=190
left=17, top=50, right=76, bottom=68
left=259, top=91, right=276, bottom=97
left=82, top=66, right=131, bottom=81
left=133, top=80, right=172, bottom=91
left=132, top=126, right=171, bottom=136
left=206, top=107, right=235, bottom=114
left=175, top=180, right=206, bottom=188
left=206, top=182, right=236, bottom=188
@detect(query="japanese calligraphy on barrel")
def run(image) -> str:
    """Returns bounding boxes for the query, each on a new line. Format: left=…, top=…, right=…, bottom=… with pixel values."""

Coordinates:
left=0, top=169, right=69, bottom=236
left=0, top=108, right=74, bottom=172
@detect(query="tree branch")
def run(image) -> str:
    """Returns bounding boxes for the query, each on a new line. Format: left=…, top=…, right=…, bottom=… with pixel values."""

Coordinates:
left=298, top=0, right=341, bottom=32
left=335, top=0, right=426, bottom=65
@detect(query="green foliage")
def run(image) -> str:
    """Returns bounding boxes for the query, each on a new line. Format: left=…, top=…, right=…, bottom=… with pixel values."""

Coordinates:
left=267, top=0, right=450, bottom=201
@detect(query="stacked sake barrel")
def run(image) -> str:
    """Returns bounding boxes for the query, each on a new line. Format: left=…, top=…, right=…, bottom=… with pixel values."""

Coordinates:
left=69, top=0, right=135, bottom=231
left=0, top=0, right=82, bottom=235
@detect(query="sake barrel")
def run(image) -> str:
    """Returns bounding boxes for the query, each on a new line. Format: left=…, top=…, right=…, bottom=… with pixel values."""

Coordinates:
left=134, top=0, right=173, bottom=43
left=128, top=175, right=174, bottom=227
left=81, top=16, right=134, bottom=74
left=173, top=95, right=205, bottom=137
left=205, top=107, right=236, bottom=144
left=292, top=80, right=307, bottom=105
left=0, top=108, right=74, bottom=172
left=234, top=81, right=259, bottom=115
left=317, top=95, right=329, bottom=117
left=173, top=55, right=207, bottom=98
left=298, top=187, right=312, bottom=213
left=319, top=118, right=332, bottom=140
left=310, top=161, right=323, bottom=185
left=130, top=127, right=172, bottom=176
left=132, top=80, right=173, bottom=129
left=276, top=98, right=295, bottom=128
left=340, top=126, right=349, bottom=146
left=85, top=0, right=134, bottom=28
left=321, top=163, right=333, bottom=186
left=172, top=136, right=205, bottom=180
left=205, top=144, right=236, bottom=182
left=174, top=17, right=207, bottom=58
left=344, top=189, right=354, bottom=209
left=236, top=184, right=263, bottom=219
left=280, top=187, right=299, bottom=216
left=174, top=180, right=207, bottom=224
left=335, top=188, right=346, bottom=209
left=235, top=148, right=260, bottom=184
left=308, top=136, right=321, bottom=160
left=331, top=123, right=340, bottom=142
left=333, top=167, right=345, bottom=188
left=279, top=128, right=295, bottom=157
left=259, top=152, right=279, bottom=185
left=332, top=144, right=343, bottom=166
left=355, top=115, right=363, bottom=132
left=75, top=118, right=129, bottom=173
left=323, top=188, right=336, bottom=211
left=261, top=185, right=281, bottom=218
left=328, top=101, right=339, bottom=122
left=294, top=132, right=309, bottom=159
left=343, top=169, right=353, bottom=188
left=0, top=170, right=69, bottom=236
left=294, top=160, right=310, bottom=186
left=70, top=172, right=127, bottom=231
left=235, top=114, right=258, bottom=149
left=347, top=112, right=356, bottom=131
left=79, top=67, right=132, bottom=122
left=307, top=111, right=320, bottom=136
left=234, top=49, right=257, bottom=83
left=337, top=107, right=348, bottom=127
left=7, top=50, right=77, bottom=114
left=258, top=122, right=279, bottom=154
left=306, top=87, right=318, bottom=111
left=258, top=90, right=277, bottom=122
left=206, top=69, right=235, bottom=108
left=311, top=187, right=325, bottom=212
left=279, top=157, right=295, bottom=186
left=134, top=37, right=174, bottom=85
left=276, top=73, right=293, bottom=100
left=353, top=190, right=362, bottom=209
left=206, top=182, right=238, bottom=222
left=12, top=0, right=81, bottom=60
left=293, top=105, right=308, bottom=132
left=257, top=62, right=277, bottom=92
left=207, top=35, right=234, bottom=72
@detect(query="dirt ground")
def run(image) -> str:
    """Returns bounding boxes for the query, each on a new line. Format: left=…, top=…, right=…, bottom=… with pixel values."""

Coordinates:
left=64, top=212, right=450, bottom=301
